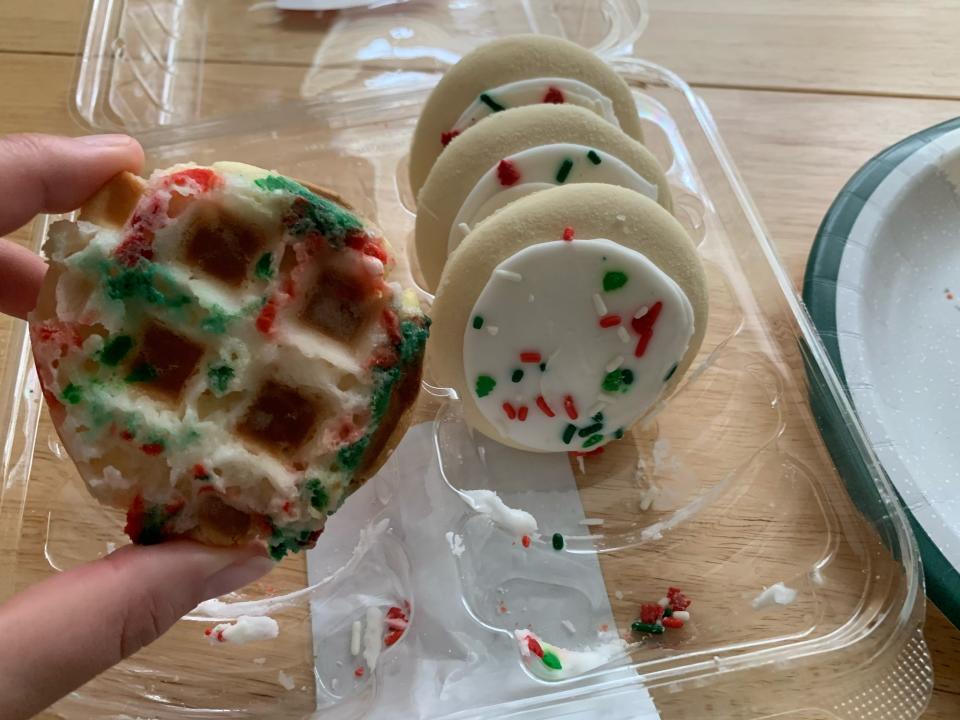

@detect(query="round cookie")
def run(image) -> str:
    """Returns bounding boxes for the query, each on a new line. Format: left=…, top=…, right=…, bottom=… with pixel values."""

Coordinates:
left=29, top=163, right=429, bottom=558
left=430, top=184, right=707, bottom=453
left=409, top=35, right=644, bottom=197
left=415, top=104, right=671, bottom=291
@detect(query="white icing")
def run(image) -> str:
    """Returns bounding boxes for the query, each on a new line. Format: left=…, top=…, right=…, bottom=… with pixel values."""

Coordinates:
left=460, top=489, right=537, bottom=536
left=515, top=629, right=627, bottom=680
left=464, top=239, right=695, bottom=452
left=207, top=615, right=279, bottom=645
left=445, top=530, right=466, bottom=557
left=350, top=619, right=362, bottom=656
left=363, top=606, right=384, bottom=671
left=448, top=144, right=658, bottom=256
left=452, top=78, right=620, bottom=133
left=277, top=670, right=295, bottom=690
left=751, top=582, right=797, bottom=609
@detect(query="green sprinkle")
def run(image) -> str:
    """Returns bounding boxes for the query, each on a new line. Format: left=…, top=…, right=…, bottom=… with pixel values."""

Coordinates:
left=663, top=362, right=679, bottom=382
left=306, top=478, right=329, bottom=510
left=578, top=422, right=603, bottom=437
left=337, top=438, right=368, bottom=472
left=631, top=621, right=665, bottom=635
left=207, top=364, right=234, bottom=395
left=552, top=533, right=564, bottom=550
left=125, top=363, right=157, bottom=383
left=583, top=434, right=604, bottom=448
left=614, top=428, right=625, bottom=440
left=479, top=93, right=505, bottom=112
left=621, top=368, right=634, bottom=385
left=591, top=412, right=604, bottom=422
left=511, top=369, right=524, bottom=383
left=61, top=383, right=82, bottom=405
left=254, top=175, right=363, bottom=247
left=555, top=158, right=574, bottom=183
left=254, top=252, right=274, bottom=280
left=539, top=362, right=546, bottom=372
left=99, top=335, right=133, bottom=366
left=105, top=264, right=192, bottom=308
left=603, top=271, right=628, bottom=292
left=472, top=315, right=484, bottom=329
left=587, top=149, right=602, bottom=165
left=562, top=424, right=577, bottom=444
left=542, top=650, right=562, bottom=670
left=663, top=606, right=674, bottom=617
left=200, top=304, right=233, bottom=334
left=476, top=375, right=496, bottom=398
left=602, top=369, right=626, bottom=392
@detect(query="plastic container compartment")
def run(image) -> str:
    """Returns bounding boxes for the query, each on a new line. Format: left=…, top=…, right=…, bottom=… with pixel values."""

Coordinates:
left=0, top=1, right=933, bottom=718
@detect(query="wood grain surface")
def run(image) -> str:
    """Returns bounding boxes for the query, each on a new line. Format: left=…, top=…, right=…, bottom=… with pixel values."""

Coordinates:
left=0, top=1, right=958, bottom=718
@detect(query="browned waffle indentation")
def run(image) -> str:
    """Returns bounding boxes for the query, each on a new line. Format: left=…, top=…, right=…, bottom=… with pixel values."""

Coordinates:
left=301, top=267, right=379, bottom=343
left=182, top=202, right=267, bottom=286
left=238, top=380, right=321, bottom=455
left=128, top=321, right=204, bottom=399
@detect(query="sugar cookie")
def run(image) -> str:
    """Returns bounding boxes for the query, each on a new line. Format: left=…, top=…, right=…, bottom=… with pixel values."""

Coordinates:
left=409, top=35, right=644, bottom=196
left=29, top=162, right=429, bottom=557
left=415, top=104, right=670, bottom=291
left=430, top=184, right=706, bottom=453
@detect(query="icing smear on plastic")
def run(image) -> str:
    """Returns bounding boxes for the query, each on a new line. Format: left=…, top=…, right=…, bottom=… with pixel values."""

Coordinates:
left=191, top=519, right=391, bottom=619
left=515, top=629, right=627, bottom=680
left=460, top=489, right=537, bottom=536
left=751, top=582, right=797, bottom=610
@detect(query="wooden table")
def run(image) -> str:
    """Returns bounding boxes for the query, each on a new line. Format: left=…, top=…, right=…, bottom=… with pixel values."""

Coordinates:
left=1, top=1, right=958, bottom=717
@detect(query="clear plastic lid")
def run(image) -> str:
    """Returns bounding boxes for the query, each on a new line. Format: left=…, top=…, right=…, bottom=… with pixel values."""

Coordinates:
left=0, top=1, right=933, bottom=718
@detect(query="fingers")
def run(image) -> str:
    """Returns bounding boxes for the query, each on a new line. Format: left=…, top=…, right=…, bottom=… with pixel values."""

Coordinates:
left=0, top=133, right=144, bottom=236
left=0, top=238, right=47, bottom=319
left=0, top=541, right=273, bottom=720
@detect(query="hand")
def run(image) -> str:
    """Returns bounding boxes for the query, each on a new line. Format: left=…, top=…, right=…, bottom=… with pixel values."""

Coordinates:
left=0, top=134, right=274, bottom=720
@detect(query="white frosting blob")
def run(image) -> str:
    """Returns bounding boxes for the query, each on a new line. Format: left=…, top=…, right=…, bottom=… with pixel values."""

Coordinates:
left=463, top=239, right=695, bottom=453
left=515, top=629, right=627, bottom=680
left=448, top=144, right=659, bottom=255
left=208, top=615, right=279, bottom=645
left=460, top=489, right=537, bottom=536
left=751, top=582, right=798, bottom=609
left=452, top=78, right=620, bottom=133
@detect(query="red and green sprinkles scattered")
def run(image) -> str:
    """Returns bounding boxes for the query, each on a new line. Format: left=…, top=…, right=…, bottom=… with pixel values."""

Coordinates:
left=631, top=587, right=692, bottom=635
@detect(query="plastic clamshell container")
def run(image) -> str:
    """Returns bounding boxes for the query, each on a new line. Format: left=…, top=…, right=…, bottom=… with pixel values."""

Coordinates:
left=0, top=1, right=933, bottom=718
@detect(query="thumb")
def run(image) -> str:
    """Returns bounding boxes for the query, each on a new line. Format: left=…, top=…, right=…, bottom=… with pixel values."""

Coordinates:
left=0, top=541, right=273, bottom=720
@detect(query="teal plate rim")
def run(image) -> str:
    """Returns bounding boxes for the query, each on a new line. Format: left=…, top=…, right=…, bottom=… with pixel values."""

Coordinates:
left=803, top=115, right=960, bottom=628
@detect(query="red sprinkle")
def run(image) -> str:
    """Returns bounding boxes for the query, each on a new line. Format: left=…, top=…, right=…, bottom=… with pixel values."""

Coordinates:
left=563, top=395, right=578, bottom=420
left=535, top=395, right=555, bottom=417
left=255, top=297, right=279, bottom=335
left=166, top=167, right=219, bottom=192
left=667, top=586, right=691, bottom=611
left=282, top=500, right=293, bottom=514
left=386, top=606, right=406, bottom=620
left=120, top=430, right=134, bottom=441
left=346, top=231, right=389, bottom=264
left=114, top=232, right=154, bottom=267
left=440, top=130, right=460, bottom=147
left=519, top=351, right=542, bottom=363
left=354, top=667, right=365, bottom=678
left=502, top=402, right=517, bottom=420
left=204, top=628, right=212, bottom=637
left=631, top=301, right=663, bottom=358
left=640, top=603, right=664, bottom=624
left=599, top=314, right=622, bottom=328
left=140, top=442, right=164, bottom=456
left=517, top=405, right=528, bottom=421
left=521, top=534, right=531, bottom=548
left=193, top=464, right=209, bottom=479
left=497, top=159, right=521, bottom=186
left=562, top=226, right=575, bottom=241
left=381, top=307, right=401, bottom=345
left=526, top=636, right=545, bottom=658
left=216, top=629, right=225, bottom=642
left=384, top=628, right=404, bottom=646
left=543, top=86, right=565, bottom=104
left=662, top=617, right=685, bottom=629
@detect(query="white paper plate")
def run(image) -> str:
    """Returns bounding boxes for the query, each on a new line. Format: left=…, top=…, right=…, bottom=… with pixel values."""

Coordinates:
left=805, top=117, right=960, bottom=626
